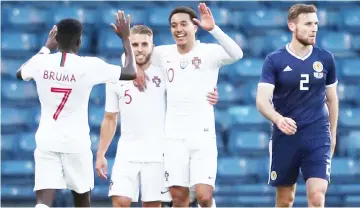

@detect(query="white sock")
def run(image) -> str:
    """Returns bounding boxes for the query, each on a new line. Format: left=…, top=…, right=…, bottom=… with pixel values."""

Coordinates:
left=198, top=198, right=216, bottom=208
left=35, top=204, right=49, bottom=208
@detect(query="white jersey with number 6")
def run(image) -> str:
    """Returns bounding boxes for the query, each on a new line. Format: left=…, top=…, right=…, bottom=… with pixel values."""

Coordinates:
left=20, top=52, right=122, bottom=153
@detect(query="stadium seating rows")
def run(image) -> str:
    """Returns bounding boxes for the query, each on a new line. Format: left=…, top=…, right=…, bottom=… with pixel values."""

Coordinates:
left=1, top=1, right=360, bottom=207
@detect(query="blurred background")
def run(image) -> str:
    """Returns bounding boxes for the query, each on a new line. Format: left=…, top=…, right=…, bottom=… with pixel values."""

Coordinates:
left=1, top=0, right=360, bottom=207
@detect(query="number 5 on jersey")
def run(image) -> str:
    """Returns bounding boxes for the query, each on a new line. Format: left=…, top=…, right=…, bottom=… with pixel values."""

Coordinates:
left=124, top=90, right=132, bottom=104
left=300, top=74, right=309, bottom=91
left=51, top=88, right=72, bottom=120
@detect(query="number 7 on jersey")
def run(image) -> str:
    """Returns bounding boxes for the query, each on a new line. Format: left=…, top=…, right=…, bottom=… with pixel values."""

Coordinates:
left=51, top=88, right=72, bottom=120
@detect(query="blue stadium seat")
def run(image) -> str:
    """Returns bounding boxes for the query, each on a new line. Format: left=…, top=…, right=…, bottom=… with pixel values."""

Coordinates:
left=228, top=131, right=269, bottom=156
left=100, top=7, right=147, bottom=26
left=341, top=59, right=360, bottom=78
left=1, top=79, right=38, bottom=101
left=245, top=9, right=287, bottom=29
left=331, top=158, right=360, bottom=183
left=1, top=108, right=28, bottom=133
left=227, top=31, right=248, bottom=52
left=153, top=32, right=174, bottom=46
left=97, top=29, right=123, bottom=55
left=320, top=32, right=355, bottom=56
left=2, top=32, right=38, bottom=55
left=27, top=107, right=41, bottom=129
left=337, top=83, right=358, bottom=103
left=214, top=195, right=274, bottom=207
left=1, top=58, right=27, bottom=79
left=18, top=132, right=36, bottom=156
left=318, top=9, right=340, bottom=28
left=339, top=184, right=360, bottom=195
left=217, top=157, right=259, bottom=183
left=264, top=32, right=291, bottom=53
left=228, top=58, right=263, bottom=84
left=91, top=185, right=109, bottom=199
left=90, top=133, right=100, bottom=152
left=214, top=108, right=230, bottom=132
left=238, top=82, right=258, bottom=104
left=216, top=131, right=226, bottom=155
left=88, top=106, right=105, bottom=128
left=53, top=6, right=95, bottom=26
left=339, top=108, right=360, bottom=128
left=1, top=134, right=18, bottom=159
left=90, top=84, right=106, bottom=105
left=2, top=160, right=34, bottom=176
left=351, top=35, right=360, bottom=51
left=208, top=8, right=230, bottom=26
left=1, top=186, right=35, bottom=200
left=217, top=82, right=242, bottom=104
left=228, top=105, right=267, bottom=127
left=149, top=7, right=173, bottom=26
left=345, top=196, right=360, bottom=206
left=220, top=1, right=264, bottom=10
left=214, top=183, right=274, bottom=196
left=5, top=6, right=47, bottom=30
left=339, top=131, right=360, bottom=157
left=341, top=8, right=360, bottom=32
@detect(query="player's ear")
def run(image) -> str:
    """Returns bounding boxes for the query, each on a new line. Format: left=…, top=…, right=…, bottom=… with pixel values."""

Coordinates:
left=288, top=21, right=296, bottom=32
left=193, top=24, right=198, bottom=33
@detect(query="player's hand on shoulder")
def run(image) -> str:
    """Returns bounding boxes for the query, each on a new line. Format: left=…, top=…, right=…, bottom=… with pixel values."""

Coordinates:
left=207, top=88, right=219, bottom=105
left=276, top=117, right=297, bottom=135
left=133, top=69, right=150, bottom=92
left=192, top=3, right=215, bottom=31
left=44, top=25, right=58, bottom=50
left=111, top=10, right=131, bottom=40
left=95, top=154, right=108, bottom=180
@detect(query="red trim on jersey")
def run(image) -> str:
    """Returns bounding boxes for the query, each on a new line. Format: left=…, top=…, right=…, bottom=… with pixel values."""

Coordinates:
left=60, top=52, right=67, bottom=67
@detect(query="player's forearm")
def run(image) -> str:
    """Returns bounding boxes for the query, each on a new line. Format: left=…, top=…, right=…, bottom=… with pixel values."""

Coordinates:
left=209, top=25, right=244, bottom=60
left=120, top=38, right=137, bottom=80
left=256, top=97, right=283, bottom=124
left=326, top=98, right=339, bottom=139
left=97, top=118, right=117, bottom=156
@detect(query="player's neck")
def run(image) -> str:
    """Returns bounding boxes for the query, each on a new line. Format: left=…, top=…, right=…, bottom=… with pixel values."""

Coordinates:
left=177, top=40, right=196, bottom=54
left=137, top=62, right=151, bottom=71
left=59, top=49, right=76, bottom=54
left=288, top=40, right=312, bottom=58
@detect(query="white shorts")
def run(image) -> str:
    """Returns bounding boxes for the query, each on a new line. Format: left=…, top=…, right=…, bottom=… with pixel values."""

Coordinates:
left=109, top=157, right=171, bottom=202
left=33, top=148, right=94, bottom=194
left=163, top=138, right=218, bottom=189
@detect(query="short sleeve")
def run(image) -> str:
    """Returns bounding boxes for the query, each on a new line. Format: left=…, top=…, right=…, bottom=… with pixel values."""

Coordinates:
left=88, top=58, right=122, bottom=85
left=326, top=53, right=338, bottom=87
left=259, top=55, right=276, bottom=86
left=105, top=83, right=120, bottom=113
left=20, top=55, right=41, bottom=81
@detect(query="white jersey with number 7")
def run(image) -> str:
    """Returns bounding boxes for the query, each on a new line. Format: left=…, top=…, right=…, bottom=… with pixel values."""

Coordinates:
left=20, top=52, right=122, bottom=153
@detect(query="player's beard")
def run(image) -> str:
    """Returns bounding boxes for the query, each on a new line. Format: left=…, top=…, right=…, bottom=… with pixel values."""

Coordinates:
left=136, top=52, right=151, bottom=66
left=295, top=29, right=315, bottom=46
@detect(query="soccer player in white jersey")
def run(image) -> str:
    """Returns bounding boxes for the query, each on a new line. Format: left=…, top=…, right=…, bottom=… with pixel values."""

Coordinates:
left=95, top=24, right=219, bottom=207
left=15, top=12, right=136, bottom=208
left=133, top=3, right=244, bottom=207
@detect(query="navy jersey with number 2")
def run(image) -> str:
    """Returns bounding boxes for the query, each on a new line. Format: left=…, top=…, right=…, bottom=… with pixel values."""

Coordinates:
left=259, top=44, right=337, bottom=186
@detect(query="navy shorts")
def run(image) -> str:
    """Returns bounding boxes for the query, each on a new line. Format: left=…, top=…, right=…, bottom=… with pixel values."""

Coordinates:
left=268, top=120, right=332, bottom=186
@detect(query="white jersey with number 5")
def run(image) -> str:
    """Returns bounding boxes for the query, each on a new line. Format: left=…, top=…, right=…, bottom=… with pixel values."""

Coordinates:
left=20, top=52, right=122, bottom=153
left=105, top=65, right=166, bottom=162
left=151, top=41, right=237, bottom=139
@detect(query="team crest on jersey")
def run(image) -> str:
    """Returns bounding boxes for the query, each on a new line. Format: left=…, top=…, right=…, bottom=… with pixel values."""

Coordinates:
left=192, top=57, right=201, bottom=69
left=152, top=76, right=161, bottom=87
left=313, top=61, right=324, bottom=79
left=270, top=171, right=277, bottom=180
left=180, top=58, right=188, bottom=69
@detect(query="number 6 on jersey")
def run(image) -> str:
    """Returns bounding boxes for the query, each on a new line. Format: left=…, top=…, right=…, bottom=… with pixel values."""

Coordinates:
left=300, top=74, right=309, bottom=91
left=51, top=88, right=72, bottom=120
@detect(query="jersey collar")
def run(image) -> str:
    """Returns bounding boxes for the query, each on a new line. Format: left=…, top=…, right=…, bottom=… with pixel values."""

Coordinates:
left=286, top=43, right=313, bottom=61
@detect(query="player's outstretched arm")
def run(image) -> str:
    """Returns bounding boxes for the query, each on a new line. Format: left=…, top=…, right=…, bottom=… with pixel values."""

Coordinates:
left=16, top=25, right=58, bottom=80
left=96, top=112, right=118, bottom=180
left=111, top=10, right=136, bottom=80
left=325, top=84, right=339, bottom=158
left=193, top=3, right=243, bottom=64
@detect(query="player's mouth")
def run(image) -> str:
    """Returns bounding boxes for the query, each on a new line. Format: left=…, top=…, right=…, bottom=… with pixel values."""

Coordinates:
left=175, top=34, right=186, bottom=41
left=136, top=54, right=145, bottom=59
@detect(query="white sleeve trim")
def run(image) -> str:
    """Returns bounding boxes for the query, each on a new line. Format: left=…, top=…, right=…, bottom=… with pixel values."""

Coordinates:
left=326, top=80, right=338, bottom=88
left=258, top=82, right=275, bottom=89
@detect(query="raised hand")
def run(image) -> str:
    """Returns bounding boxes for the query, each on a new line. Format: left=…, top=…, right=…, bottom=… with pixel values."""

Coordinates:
left=111, top=10, right=131, bottom=39
left=192, top=3, right=215, bottom=31
left=45, top=25, right=58, bottom=50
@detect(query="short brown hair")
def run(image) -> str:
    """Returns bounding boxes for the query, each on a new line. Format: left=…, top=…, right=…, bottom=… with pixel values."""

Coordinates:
left=130, top=25, right=153, bottom=36
left=288, top=4, right=317, bottom=22
left=168, top=6, right=198, bottom=24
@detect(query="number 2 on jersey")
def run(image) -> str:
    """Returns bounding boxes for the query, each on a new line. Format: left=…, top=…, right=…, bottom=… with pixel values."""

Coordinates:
left=51, top=88, right=72, bottom=120
left=300, top=74, right=309, bottom=91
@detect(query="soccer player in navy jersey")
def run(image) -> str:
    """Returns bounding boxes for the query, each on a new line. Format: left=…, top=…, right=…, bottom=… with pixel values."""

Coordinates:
left=256, top=4, right=339, bottom=207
